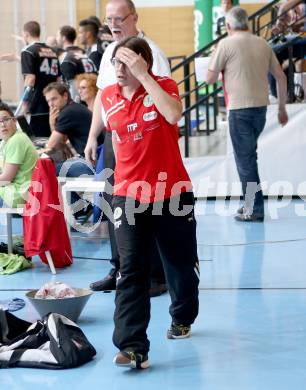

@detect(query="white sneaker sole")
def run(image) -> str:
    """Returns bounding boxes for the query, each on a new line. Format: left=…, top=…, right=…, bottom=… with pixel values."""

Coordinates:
left=113, top=356, right=150, bottom=369
left=167, top=330, right=191, bottom=339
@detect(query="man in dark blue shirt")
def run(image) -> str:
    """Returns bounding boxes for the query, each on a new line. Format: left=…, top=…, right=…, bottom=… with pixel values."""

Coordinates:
left=43, top=82, right=92, bottom=157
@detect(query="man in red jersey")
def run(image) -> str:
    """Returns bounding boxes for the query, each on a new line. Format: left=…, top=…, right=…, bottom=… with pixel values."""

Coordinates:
left=101, top=37, right=199, bottom=370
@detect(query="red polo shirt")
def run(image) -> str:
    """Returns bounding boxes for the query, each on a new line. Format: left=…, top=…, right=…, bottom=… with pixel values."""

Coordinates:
left=101, top=75, right=192, bottom=203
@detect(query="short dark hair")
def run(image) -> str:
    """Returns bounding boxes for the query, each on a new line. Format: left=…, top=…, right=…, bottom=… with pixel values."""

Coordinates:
left=60, top=25, right=77, bottom=43
left=88, top=16, right=102, bottom=28
left=79, top=19, right=99, bottom=38
left=0, top=102, right=14, bottom=117
left=112, top=37, right=153, bottom=73
left=23, top=21, right=40, bottom=37
left=43, top=82, right=70, bottom=97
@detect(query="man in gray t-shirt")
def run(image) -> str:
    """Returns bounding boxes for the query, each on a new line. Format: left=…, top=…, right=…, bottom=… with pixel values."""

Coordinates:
left=207, top=7, right=288, bottom=222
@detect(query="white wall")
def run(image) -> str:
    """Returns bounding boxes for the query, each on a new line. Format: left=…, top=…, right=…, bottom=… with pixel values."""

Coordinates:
left=185, top=104, right=306, bottom=198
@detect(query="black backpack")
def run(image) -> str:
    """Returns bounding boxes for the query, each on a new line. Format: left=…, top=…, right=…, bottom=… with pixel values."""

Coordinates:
left=0, top=309, right=96, bottom=369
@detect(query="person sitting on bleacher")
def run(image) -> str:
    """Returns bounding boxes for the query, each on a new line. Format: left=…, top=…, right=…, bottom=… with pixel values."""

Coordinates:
left=273, top=0, right=305, bottom=36
left=269, top=0, right=306, bottom=97
left=43, top=81, right=94, bottom=168
left=0, top=102, right=38, bottom=208
left=43, top=82, right=99, bottom=219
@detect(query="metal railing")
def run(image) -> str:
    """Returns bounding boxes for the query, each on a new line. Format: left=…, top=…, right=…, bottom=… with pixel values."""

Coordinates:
left=173, top=0, right=305, bottom=157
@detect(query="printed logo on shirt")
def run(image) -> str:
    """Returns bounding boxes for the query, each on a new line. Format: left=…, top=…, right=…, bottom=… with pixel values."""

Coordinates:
left=143, top=94, right=154, bottom=107
left=114, top=207, right=122, bottom=220
left=143, top=111, right=157, bottom=122
left=133, top=132, right=143, bottom=141
left=127, top=123, right=138, bottom=132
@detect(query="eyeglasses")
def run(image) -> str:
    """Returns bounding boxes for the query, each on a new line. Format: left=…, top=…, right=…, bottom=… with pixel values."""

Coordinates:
left=110, top=57, right=125, bottom=67
left=0, top=117, right=14, bottom=125
left=105, top=13, right=133, bottom=25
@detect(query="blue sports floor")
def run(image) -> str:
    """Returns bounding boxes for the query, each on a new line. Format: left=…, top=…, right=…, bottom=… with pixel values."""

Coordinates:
left=1, top=199, right=306, bottom=390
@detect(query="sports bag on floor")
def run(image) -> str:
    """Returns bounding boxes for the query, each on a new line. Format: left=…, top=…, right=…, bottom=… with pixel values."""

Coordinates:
left=0, top=310, right=96, bottom=369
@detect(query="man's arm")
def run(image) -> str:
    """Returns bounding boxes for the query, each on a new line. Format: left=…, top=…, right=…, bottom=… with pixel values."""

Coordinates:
left=84, top=89, right=105, bottom=165
left=270, top=61, right=288, bottom=126
left=0, top=53, right=20, bottom=62
left=46, top=130, right=67, bottom=149
left=206, top=45, right=224, bottom=85
left=16, top=74, right=36, bottom=116
left=24, top=74, right=36, bottom=88
left=206, top=69, right=220, bottom=85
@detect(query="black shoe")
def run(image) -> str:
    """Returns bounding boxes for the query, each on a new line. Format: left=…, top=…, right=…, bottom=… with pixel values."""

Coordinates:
left=113, top=350, right=149, bottom=369
left=149, top=281, right=168, bottom=298
left=235, top=213, right=264, bottom=222
left=167, top=322, right=191, bottom=339
left=74, top=204, right=93, bottom=223
left=237, top=206, right=245, bottom=214
left=90, top=269, right=117, bottom=291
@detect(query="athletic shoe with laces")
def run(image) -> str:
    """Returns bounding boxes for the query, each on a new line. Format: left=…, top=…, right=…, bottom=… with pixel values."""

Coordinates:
left=167, top=322, right=191, bottom=339
left=113, top=350, right=150, bottom=369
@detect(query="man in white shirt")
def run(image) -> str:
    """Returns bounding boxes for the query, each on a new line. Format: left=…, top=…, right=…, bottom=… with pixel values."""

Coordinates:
left=85, top=0, right=171, bottom=294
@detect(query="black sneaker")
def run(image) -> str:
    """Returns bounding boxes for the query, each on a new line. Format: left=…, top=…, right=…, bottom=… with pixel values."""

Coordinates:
left=237, top=206, right=245, bottom=214
left=89, top=269, right=117, bottom=291
left=235, top=213, right=264, bottom=222
left=113, top=350, right=149, bottom=369
left=167, top=322, right=191, bottom=339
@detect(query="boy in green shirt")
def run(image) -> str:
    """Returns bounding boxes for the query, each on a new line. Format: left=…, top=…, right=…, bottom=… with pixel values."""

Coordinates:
left=0, top=102, right=38, bottom=207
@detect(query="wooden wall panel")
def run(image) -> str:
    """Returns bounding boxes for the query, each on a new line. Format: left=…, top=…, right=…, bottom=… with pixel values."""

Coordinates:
left=44, top=1, right=71, bottom=38
left=136, top=6, right=194, bottom=58
left=76, top=0, right=97, bottom=24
